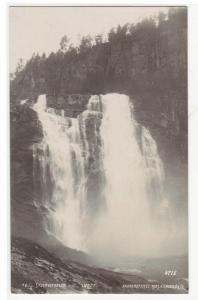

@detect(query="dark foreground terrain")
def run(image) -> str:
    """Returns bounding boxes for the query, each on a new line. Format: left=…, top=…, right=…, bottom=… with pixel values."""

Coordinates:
left=11, top=237, right=187, bottom=294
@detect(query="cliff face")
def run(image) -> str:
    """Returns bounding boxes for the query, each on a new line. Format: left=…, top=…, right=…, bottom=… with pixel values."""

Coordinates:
left=11, top=104, right=44, bottom=241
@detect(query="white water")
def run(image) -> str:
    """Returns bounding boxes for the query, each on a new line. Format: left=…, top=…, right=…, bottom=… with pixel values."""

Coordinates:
left=33, top=95, right=86, bottom=250
left=33, top=93, right=173, bottom=258
left=87, top=94, right=170, bottom=259
left=141, top=126, right=170, bottom=217
left=20, top=99, right=28, bottom=105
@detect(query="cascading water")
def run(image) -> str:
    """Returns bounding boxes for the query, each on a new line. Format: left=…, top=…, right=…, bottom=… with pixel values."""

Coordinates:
left=33, top=93, right=172, bottom=259
left=33, top=95, right=87, bottom=250
left=87, top=94, right=171, bottom=259
left=141, top=126, right=170, bottom=218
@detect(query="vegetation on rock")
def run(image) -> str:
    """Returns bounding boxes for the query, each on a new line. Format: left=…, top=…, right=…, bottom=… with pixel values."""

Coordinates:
left=10, top=8, right=187, bottom=102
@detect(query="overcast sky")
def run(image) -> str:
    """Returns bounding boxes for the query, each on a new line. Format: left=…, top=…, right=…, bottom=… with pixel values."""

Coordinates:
left=10, top=6, right=169, bottom=72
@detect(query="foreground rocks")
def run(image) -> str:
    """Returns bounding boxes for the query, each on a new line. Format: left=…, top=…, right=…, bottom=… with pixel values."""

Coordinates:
left=11, top=237, right=187, bottom=294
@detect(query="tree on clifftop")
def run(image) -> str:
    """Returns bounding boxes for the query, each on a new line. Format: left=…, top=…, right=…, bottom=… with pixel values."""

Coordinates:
left=60, top=35, right=69, bottom=53
left=79, top=35, right=93, bottom=53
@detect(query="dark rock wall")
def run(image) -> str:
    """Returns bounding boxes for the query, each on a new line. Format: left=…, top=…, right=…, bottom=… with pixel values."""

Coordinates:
left=10, top=104, right=44, bottom=241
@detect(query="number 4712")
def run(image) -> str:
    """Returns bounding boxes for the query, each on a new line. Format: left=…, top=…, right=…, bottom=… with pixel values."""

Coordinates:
left=164, top=270, right=177, bottom=276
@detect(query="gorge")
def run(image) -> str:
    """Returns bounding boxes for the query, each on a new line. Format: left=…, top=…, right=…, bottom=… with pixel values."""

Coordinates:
left=10, top=7, right=188, bottom=294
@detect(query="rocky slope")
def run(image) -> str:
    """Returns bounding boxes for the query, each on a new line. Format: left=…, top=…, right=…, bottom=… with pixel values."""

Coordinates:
left=11, top=237, right=187, bottom=294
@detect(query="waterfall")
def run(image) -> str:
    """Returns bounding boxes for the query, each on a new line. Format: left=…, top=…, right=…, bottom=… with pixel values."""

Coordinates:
left=33, top=95, right=86, bottom=250
left=141, top=126, right=170, bottom=218
left=33, top=93, right=171, bottom=258
left=87, top=94, right=170, bottom=259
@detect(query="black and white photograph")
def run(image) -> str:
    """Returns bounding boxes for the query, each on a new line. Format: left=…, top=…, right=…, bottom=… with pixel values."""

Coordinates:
left=10, top=5, right=188, bottom=294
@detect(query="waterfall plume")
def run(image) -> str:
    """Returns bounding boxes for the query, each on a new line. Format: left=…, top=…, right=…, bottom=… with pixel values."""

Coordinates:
left=33, top=93, right=184, bottom=262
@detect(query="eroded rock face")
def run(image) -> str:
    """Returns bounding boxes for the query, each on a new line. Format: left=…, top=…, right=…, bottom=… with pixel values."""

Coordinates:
left=11, top=104, right=44, bottom=240
left=46, top=94, right=90, bottom=117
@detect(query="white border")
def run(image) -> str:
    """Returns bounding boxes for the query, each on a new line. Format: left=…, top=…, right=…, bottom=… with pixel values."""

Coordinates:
left=1, top=1, right=198, bottom=300
left=0, top=1, right=9, bottom=300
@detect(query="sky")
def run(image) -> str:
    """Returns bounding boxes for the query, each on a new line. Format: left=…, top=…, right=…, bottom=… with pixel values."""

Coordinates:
left=10, top=6, right=169, bottom=73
